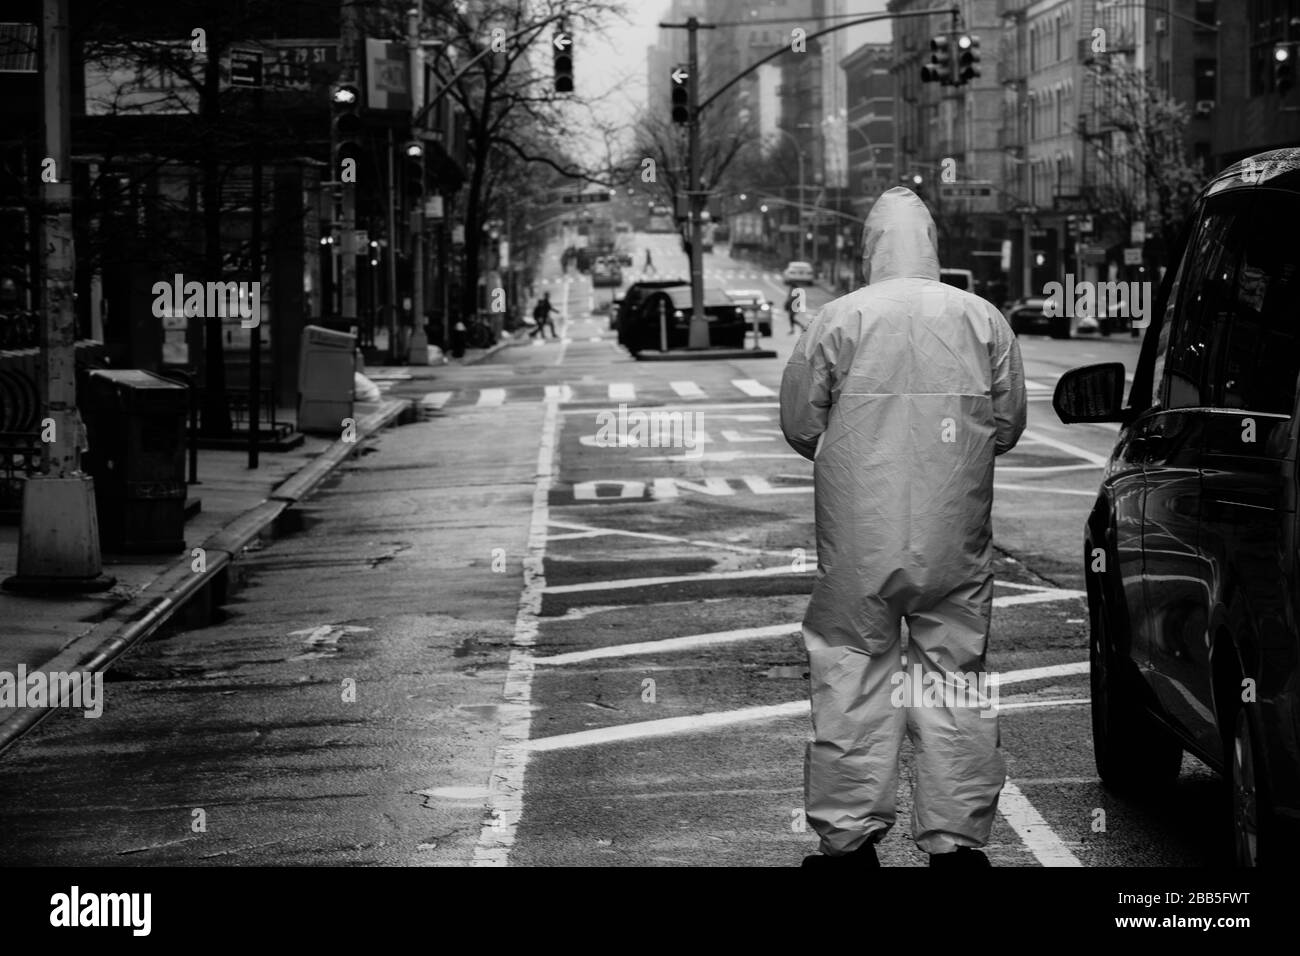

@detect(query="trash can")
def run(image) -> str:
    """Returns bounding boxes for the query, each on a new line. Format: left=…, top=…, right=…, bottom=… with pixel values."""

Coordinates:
left=82, top=369, right=188, bottom=553
left=298, top=324, right=356, bottom=433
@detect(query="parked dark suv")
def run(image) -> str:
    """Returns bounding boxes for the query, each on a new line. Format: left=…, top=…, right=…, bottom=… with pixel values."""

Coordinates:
left=1054, top=148, right=1300, bottom=866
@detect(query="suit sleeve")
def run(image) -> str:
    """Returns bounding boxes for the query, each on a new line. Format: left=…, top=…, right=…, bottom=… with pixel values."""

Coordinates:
left=780, top=315, right=834, bottom=461
left=990, top=308, right=1027, bottom=456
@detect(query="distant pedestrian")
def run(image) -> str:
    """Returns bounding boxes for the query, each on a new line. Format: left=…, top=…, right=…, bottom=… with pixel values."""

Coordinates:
left=531, top=293, right=558, bottom=339
left=644, top=248, right=655, bottom=274
left=785, top=287, right=803, bottom=334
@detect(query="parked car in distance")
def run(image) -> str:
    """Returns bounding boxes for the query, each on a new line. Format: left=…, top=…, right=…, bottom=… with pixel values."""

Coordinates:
left=611, top=278, right=686, bottom=331
left=724, top=288, right=772, bottom=336
left=617, top=279, right=749, bottom=354
left=939, top=267, right=975, bottom=292
left=1053, top=147, right=1300, bottom=866
left=1006, top=295, right=1074, bottom=339
left=782, top=260, right=815, bottom=286
left=591, top=256, right=622, bottom=287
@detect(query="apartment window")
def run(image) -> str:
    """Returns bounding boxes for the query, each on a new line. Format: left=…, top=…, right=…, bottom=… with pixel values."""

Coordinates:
left=1055, top=16, right=1062, bottom=61
left=1195, top=59, right=1217, bottom=101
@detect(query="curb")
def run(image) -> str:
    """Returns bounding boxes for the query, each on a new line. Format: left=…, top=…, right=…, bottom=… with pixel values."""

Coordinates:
left=0, top=398, right=412, bottom=759
left=458, top=333, right=528, bottom=366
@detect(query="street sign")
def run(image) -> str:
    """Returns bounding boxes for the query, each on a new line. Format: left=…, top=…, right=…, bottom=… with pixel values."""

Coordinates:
left=778, top=224, right=801, bottom=234
left=1013, top=204, right=1036, bottom=216
left=451, top=224, right=465, bottom=245
left=939, top=181, right=993, bottom=199
left=355, top=229, right=369, bottom=250
left=1053, top=193, right=1089, bottom=213
left=561, top=192, right=611, bottom=204
left=1124, top=247, right=1143, bottom=265
left=1078, top=216, right=1094, bottom=234
left=230, top=50, right=264, bottom=88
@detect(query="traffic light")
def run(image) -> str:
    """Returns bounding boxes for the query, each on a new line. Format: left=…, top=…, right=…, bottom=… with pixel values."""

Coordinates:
left=957, top=34, right=981, bottom=84
left=404, top=141, right=426, bottom=207
left=554, top=31, right=573, bottom=93
left=671, top=66, right=689, bottom=124
left=1275, top=42, right=1295, bottom=96
left=331, top=84, right=363, bottom=184
left=921, top=34, right=954, bottom=86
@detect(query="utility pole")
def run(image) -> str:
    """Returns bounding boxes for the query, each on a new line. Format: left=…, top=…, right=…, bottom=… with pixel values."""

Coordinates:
left=4, top=0, right=112, bottom=593
left=407, top=5, right=429, bottom=364
left=682, top=17, right=714, bottom=348
left=339, top=0, right=359, bottom=329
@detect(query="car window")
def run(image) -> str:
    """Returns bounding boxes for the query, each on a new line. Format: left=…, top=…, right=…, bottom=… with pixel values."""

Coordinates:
left=1158, top=191, right=1253, bottom=410
left=1209, top=189, right=1300, bottom=414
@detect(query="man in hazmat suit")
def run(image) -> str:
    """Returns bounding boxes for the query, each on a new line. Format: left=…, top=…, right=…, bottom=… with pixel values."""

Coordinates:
left=780, top=187, right=1026, bottom=867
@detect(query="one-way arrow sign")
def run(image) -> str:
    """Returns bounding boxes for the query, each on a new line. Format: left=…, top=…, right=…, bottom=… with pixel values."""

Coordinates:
left=671, top=66, right=688, bottom=85
left=554, top=33, right=572, bottom=51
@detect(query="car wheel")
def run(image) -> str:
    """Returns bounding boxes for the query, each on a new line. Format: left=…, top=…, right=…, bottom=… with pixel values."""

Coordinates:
left=1050, top=315, right=1072, bottom=339
left=1090, top=588, right=1183, bottom=795
left=1224, top=699, right=1283, bottom=866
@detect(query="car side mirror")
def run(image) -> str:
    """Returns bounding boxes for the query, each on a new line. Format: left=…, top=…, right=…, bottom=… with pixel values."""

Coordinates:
left=1053, top=362, right=1127, bottom=424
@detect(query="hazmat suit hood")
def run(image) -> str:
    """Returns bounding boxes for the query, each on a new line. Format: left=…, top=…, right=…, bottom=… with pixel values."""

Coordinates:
left=860, top=187, right=940, bottom=285
left=780, top=186, right=1027, bottom=858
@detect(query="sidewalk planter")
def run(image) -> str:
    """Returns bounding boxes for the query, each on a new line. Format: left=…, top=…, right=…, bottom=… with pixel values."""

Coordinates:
left=83, top=370, right=188, bottom=553
left=298, top=325, right=355, bottom=434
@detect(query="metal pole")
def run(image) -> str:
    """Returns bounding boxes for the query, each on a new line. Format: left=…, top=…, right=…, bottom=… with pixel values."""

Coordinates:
left=659, top=295, right=668, bottom=353
left=686, top=17, right=708, bottom=349
left=797, top=145, right=806, bottom=261
left=248, top=76, right=262, bottom=469
left=1022, top=211, right=1033, bottom=300
left=339, top=0, right=359, bottom=326
left=407, top=5, right=429, bottom=364
left=386, top=128, right=398, bottom=356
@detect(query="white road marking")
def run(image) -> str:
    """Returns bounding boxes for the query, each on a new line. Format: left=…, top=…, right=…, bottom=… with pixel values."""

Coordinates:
left=543, top=564, right=810, bottom=594
left=997, top=780, right=1084, bottom=866
left=609, top=382, right=636, bottom=401
left=995, top=483, right=1098, bottom=498
left=476, top=388, right=506, bottom=407
left=634, top=451, right=802, bottom=463
left=996, top=698, right=1090, bottom=711
left=671, top=381, right=706, bottom=398
left=733, top=378, right=775, bottom=397
left=546, top=519, right=807, bottom=557
left=471, top=396, right=559, bottom=866
left=544, top=384, right=574, bottom=402
left=1023, top=379, right=1052, bottom=390
left=421, top=391, right=452, bottom=410
left=536, top=624, right=801, bottom=666
left=1020, top=429, right=1109, bottom=466
left=560, top=402, right=777, bottom=416
left=995, top=463, right=1100, bottom=474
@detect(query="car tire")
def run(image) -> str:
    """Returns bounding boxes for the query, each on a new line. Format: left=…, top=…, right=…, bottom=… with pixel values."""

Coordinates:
left=1050, top=315, right=1072, bottom=339
left=1090, top=588, right=1183, bottom=796
left=1224, top=698, right=1280, bottom=867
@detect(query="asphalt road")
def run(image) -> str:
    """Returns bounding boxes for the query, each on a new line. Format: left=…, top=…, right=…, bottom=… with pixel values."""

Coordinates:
left=0, top=232, right=1228, bottom=867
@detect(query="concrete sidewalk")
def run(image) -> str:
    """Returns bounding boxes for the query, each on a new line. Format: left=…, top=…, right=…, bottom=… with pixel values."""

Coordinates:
left=0, top=397, right=412, bottom=754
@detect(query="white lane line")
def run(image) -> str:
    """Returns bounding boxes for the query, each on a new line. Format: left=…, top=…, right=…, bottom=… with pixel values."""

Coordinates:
left=1020, top=429, right=1109, bottom=466
left=544, top=384, right=574, bottom=402
left=476, top=388, right=506, bottom=407
left=544, top=565, right=810, bottom=594
left=671, top=380, right=706, bottom=398
left=995, top=464, right=1100, bottom=474
left=1023, top=379, right=1052, bottom=390
left=520, top=664, right=1089, bottom=752
left=560, top=401, right=777, bottom=415
left=421, top=391, right=452, bottom=410
left=536, top=624, right=801, bottom=666
left=997, top=698, right=1089, bottom=712
left=997, top=780, right=1084, bottom=866
left=546, top=519, right=805, bottom=557
left=609, top=382, right=636, bottom=401
left=995, top=589, right=1086, bottom=607
left=471, top=396, right=559, bottom=866
left=995, top=483, right=1097, bottom=498
left=733, top=378, right=776, bottom=397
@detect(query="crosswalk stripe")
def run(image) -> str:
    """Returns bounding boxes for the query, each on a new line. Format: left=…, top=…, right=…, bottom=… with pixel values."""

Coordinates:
left=671, top=381, right=706, bottom=398
left=609, top=382, right=636, bottom=400
left=545, top=384, right=574, bottom=402
left=732, top=378, right=775, bottom=397
left=477, top=388, right=506, bottom=407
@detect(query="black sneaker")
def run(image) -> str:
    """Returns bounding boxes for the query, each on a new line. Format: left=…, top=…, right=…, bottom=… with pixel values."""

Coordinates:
left=928, top=847, right=991, bottom=868
left=801, top=840, right=881, bottom=867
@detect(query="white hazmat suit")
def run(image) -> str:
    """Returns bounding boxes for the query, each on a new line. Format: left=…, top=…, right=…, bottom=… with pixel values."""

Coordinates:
left=780, top=187, right=1026, bottom=856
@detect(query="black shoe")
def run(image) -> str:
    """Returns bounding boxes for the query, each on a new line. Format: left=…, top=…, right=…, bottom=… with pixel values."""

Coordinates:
left=928, top=847, right=991, bottom=868
left=801, top=840, right=880, bottom=867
